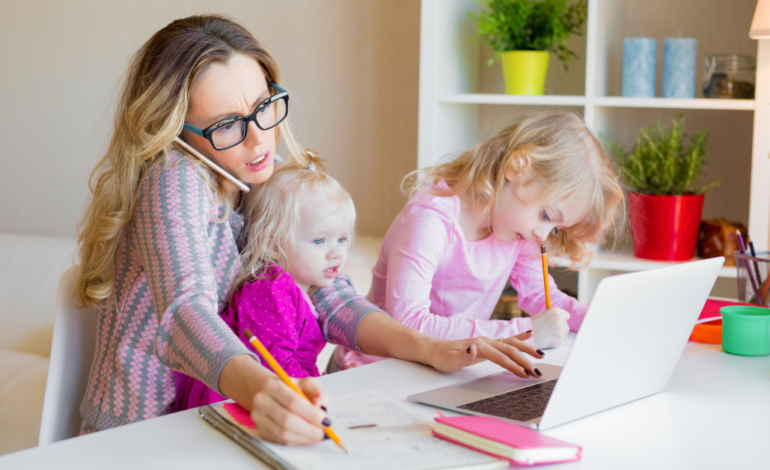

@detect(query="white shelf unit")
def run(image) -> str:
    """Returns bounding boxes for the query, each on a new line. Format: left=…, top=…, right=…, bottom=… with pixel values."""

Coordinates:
left=418, top=0, right=770, bottom=302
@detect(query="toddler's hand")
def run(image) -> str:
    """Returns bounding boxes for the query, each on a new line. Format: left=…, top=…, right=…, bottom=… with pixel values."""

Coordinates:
left=342, top=362, right=358, bottom=371
left=531, top=307, right=570, bottom=350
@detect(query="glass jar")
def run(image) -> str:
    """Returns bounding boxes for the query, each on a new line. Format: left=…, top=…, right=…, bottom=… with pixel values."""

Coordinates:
left=703, top=54, right=756, bottom=99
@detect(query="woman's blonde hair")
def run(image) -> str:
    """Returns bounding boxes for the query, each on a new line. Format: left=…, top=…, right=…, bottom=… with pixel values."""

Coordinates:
left=75, top=15, right=309, bottom=308
left=235, top=152, right=356, bottom=293
left=405, top=111, right=625, bottom=268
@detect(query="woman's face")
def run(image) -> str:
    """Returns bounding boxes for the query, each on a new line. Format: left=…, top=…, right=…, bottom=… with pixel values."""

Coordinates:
left=184, top=53, right=276, bottom=194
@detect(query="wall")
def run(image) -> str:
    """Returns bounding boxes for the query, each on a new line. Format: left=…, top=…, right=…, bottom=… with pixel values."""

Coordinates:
left=0, top=0, right=420, bottom=237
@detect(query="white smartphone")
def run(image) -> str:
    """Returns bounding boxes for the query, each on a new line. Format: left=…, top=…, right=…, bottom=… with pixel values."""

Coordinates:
left=174, top=136, right=250, bottom=193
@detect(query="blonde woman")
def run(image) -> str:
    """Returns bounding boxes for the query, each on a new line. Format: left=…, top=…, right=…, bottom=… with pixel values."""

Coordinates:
left=76, top=14, right=534, bottom=445
left=334, top=111, right=625, bottom=370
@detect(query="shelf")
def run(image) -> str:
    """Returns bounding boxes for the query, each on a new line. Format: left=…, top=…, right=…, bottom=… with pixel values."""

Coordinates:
left=594, top=97, right=755, bottom=111
left=553, top=252, right=738, bottom=278
left=438, top=94, right=755, bottom=111
left=439, top=94, right=588, bottom=106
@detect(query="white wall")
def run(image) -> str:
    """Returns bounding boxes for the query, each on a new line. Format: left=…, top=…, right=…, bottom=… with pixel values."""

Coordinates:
left=0, top=0, right=419, bottom=237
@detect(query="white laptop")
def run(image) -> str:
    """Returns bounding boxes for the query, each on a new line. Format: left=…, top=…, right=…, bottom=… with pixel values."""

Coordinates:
left=408, top=257, right=724, bottom=431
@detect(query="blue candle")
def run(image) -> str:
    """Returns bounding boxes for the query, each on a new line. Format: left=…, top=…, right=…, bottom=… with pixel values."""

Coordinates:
left=662, top=37, right=697, bottom=98
left=622, top=37, right=657, bottom=98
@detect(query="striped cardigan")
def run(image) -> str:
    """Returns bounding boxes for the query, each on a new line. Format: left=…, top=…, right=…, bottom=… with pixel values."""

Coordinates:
left=79, top=151, right=380, bottom=432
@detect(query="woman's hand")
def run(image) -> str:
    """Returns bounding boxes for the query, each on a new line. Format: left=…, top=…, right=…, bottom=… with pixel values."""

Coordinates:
left=219, top=355, right=331, bottom=446
left=422, top=331, right=544, bottom=378
left=250, top=375, right=331, bottom=446
left=531, top=307, right=570, bottom=350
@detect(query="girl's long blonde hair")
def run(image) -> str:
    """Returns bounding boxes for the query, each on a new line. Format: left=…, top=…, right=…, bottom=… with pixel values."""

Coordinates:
left=235, top=152, right=356, bottom=294
left=76, top=15, right=308, bottom=308
left=405, top=111, right=625, bottom=268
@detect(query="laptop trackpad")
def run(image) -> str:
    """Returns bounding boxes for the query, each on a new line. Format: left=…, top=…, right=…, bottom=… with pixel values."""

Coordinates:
left=452, top=364, right=562, bottom=397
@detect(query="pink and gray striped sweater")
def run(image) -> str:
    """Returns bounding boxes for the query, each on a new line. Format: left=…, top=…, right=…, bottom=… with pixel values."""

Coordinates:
left=79, top=151, right=379, bottom=433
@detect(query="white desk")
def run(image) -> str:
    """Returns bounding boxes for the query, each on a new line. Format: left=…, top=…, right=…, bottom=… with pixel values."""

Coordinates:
left=2, top=334, right=769, bottom=469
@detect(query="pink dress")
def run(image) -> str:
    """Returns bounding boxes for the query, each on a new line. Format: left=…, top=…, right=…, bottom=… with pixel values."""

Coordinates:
left=335, top=180, right=589, bottom=367
left=173, top=265, right=326, bottom=410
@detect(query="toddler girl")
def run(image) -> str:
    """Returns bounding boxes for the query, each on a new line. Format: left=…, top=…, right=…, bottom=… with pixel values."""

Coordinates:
left=333, top=111, right=624, bottom=369
left=173, top=155, right=357, bottom=409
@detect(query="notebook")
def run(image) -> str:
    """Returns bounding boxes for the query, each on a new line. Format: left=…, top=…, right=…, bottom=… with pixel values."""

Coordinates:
left=433, top=416, right=581, bottom=466
left=697, top=298, right=754, bottom=324
left=199, top=391, right=507, bottom=470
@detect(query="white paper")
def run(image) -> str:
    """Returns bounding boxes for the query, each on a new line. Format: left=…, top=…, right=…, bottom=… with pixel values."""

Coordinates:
left=219, top=392, right=506, bottom=470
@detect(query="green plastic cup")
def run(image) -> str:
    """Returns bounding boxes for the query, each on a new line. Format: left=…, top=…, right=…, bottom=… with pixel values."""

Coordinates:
left=721, top=306, right=770, bottom=356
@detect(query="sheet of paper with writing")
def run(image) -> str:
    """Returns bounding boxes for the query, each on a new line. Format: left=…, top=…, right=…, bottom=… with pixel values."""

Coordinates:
left=214, top=391, right=506, bottom=470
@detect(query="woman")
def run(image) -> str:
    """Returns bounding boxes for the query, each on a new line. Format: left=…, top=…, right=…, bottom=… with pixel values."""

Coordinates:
left=75, top=14, right=542, bottom=445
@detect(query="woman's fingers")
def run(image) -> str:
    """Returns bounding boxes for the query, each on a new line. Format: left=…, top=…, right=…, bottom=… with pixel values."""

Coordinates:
left=499, top=335, right=543, bottom=359
left=512, top=330, right=534, bottom=341
left=473, top=337, right=536, bottom=378
left=255, top=409, right=320, bottom=446
left=297, top=377, right=330, bottom=409
left=251, top=377, right=328, bottom=445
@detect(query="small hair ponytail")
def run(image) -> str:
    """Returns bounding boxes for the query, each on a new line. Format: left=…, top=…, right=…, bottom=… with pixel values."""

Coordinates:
left=302, top=148, right=325, bottom=172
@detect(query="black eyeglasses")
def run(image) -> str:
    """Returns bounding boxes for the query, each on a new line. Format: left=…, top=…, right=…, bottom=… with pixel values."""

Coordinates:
left=183, top=82, right=289, bottom=151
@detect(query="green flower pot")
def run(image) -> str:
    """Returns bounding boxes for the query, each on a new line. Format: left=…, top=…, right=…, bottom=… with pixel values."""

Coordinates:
left=501, top=51, right=550, bottom=95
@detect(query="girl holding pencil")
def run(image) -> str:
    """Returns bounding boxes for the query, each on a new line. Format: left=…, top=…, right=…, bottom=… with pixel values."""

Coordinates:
left=331, top=111, right=625, bottom=370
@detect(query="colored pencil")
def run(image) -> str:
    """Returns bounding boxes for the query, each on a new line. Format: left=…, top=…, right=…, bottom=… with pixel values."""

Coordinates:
left=541, top=244, right=551, bottom=309
left=242, top=328, right=347, bottom=453
left=748, top=238, right=765, bottom=305
left=736, top=232, right=762, bottom=306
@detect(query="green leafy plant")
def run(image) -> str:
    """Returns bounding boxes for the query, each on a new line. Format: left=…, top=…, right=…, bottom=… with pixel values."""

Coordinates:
left=606, top=116, right=719, bottom=195
left=473, top=0, right=588, bottom=67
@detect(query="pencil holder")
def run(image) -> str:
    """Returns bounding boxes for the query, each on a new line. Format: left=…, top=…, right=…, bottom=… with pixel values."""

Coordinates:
left=734, top=253, right=770, bottom=306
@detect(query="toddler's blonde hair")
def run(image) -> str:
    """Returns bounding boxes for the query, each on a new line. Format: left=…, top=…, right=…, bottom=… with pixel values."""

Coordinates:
left=405, top=111, right=624, bottom=268
left=236, top=152, right=356, bottom=292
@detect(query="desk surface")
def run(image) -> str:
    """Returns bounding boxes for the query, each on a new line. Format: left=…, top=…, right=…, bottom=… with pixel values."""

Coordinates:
left=2, top=334, right=769, bottom=470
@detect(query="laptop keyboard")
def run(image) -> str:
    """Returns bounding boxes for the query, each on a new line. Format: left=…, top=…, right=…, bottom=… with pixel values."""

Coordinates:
left=457, top=380, right=557, bottom=422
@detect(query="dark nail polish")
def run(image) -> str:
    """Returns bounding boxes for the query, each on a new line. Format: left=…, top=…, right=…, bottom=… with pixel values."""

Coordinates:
left=466, top=346, right=471, bottom=354
left=323, top=434, right=330, bottom=440
left=526, top=330, right=532, bottom=333
left=535, top=368, right=543, bottom=377
left=320, top=405, right=328, bottom=412
left=536, top=349, right=545, bottom=356
left=525, top=369, right=533, bottom=377
left=322, top=417, right=332, bottom=427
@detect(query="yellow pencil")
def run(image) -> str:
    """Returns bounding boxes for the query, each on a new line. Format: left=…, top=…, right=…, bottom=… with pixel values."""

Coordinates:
left=242, top=329, right=347, bottom=454
left=541, top=244, right=552, bottom=309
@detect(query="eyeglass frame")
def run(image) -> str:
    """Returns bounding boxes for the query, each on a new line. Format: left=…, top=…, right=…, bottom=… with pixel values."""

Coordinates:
left=182, top=82, right=289, bottom=151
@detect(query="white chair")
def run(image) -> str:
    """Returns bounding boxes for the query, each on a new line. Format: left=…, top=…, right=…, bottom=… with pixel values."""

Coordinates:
left=38, top=266, right=96, bottom=446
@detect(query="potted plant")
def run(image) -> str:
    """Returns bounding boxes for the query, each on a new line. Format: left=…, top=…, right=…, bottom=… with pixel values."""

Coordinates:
left=474, top=0, right=588, bottom=95
left=607, top=116, right=719, bottom=261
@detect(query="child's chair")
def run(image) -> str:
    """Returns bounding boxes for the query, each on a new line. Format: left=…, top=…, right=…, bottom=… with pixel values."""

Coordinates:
left=38, top=266, right=96, bottom=446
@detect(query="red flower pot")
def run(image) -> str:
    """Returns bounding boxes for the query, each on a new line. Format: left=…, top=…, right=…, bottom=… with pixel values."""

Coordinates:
left=628, top=192, right=704, bottom=261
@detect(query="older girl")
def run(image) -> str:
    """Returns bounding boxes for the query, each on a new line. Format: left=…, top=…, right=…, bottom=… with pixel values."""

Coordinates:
left=335, top=111, right=625, bottom=369
left=75, top=14, right=533, bottom=445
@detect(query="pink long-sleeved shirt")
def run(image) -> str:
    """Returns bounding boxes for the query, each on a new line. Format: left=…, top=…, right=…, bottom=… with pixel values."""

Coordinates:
left=336, top=181, right=588, bottom=367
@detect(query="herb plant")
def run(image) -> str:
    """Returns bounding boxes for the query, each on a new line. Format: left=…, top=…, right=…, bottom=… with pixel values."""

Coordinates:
left=474, top=0, right=588, bottom=67
left=606, top=116, right=719, bottom=195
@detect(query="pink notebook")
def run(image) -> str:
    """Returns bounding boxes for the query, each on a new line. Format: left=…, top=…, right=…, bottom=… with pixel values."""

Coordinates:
left=697, top=298, right=755, bottom=324
left=433, top=416, right=581, bottom=466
